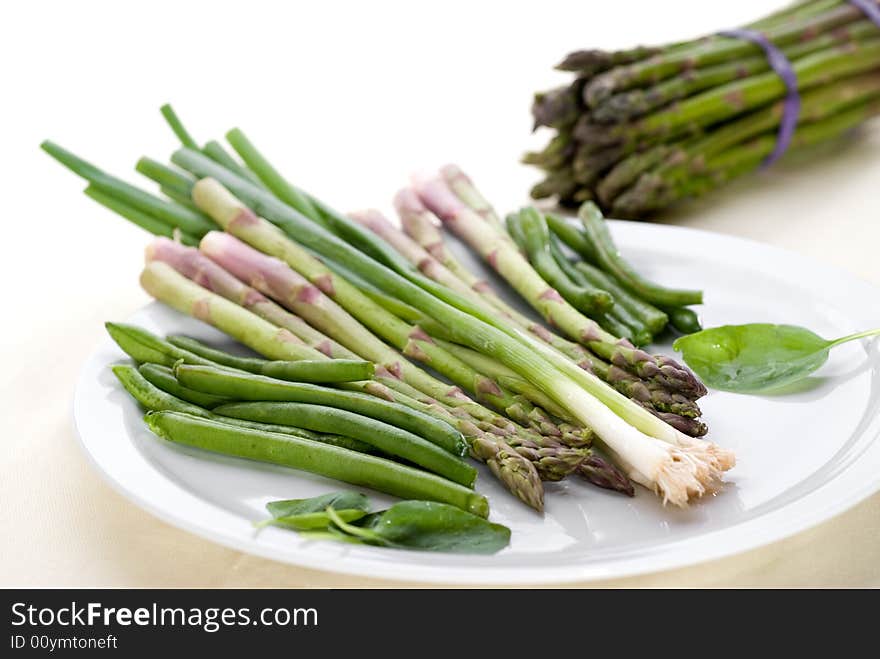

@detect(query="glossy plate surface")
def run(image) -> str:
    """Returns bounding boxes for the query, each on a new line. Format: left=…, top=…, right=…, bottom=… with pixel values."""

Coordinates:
left=73, top=222, right=880, bottom=584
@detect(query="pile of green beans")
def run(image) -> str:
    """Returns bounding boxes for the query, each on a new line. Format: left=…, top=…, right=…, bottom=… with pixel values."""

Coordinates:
left=214, top=401, right=476, bottom=487
left=147, top=411, right=488, bottom=517
left=512, top=204, right=704, bottom=340
left=174, top=364, right=466, bottom=456
left=108, top=323, right=485, bottom=515
left=113, top=364, right=374, bottom=453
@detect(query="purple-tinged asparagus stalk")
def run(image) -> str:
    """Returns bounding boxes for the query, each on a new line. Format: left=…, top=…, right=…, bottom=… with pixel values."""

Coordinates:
left=141, top=261, right=320, bottom=363
left=147, top=237, right=359, bottom=361
left=439, top=164, right=506, bottom=233
left=348, top=208, right=487, bottom=304
left=413, top=175, right=706, bottom=400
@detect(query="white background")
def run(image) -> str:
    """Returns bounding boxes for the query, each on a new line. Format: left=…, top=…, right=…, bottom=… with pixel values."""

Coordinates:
left=2, top=0, right=879, bottom=586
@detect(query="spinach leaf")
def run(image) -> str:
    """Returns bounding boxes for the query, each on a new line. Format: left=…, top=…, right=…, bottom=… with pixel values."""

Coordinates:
left=259, top=493, right=512, bottom=555
left=329, top=501, right=511, bottom=554
left=266, top=491, right=370, bottom=518
left=260, top=509, right=368, bottom=531
left=673, top=323, right=880, bottom=393
left=256, top=491, right=370, bottom=531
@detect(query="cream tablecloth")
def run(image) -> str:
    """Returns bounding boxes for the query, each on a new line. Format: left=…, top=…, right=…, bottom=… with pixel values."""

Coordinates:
left=4, top=134, right=880, bottom=587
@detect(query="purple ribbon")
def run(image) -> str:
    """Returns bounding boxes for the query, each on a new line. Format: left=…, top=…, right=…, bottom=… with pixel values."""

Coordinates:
left=850, top=0, right=880, bottom=27
left=718, top=28, right=800, bottom=167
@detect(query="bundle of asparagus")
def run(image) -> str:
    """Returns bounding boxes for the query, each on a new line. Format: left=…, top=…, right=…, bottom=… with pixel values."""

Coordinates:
left=527, top=0, right=880, bottom=217
left=43, top=104, right=734, bottom=511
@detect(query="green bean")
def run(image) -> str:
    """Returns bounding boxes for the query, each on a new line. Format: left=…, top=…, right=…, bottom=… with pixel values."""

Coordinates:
left=545, top=233, right=652, bottom=345
left=138, top=363, right=230, bottom=408
left=579, top=203, right=703, bottom=307
left=549, top=231, right=668, bottom=334
left=105, top=323, right=215, bottom=367
left=594, top=309, right=638, bottom=344
left=573, top=260, right=669, bottom=335
left=166, top=335, right=373, bottom=383
left=545, top=212, right=599, bottom=263
left=112, top=365, right=374, bottom=454
left=508, top=210, right=613, bottom=315
left=664, top=306, right=703, bottom=335
left=175, top=364, right=466, bottom=456
left=214, top=401, right=477, bottom=487
left=146, top=411, right=488, bottom=517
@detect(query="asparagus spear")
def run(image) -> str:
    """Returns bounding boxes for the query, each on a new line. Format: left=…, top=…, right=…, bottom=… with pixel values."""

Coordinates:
left=531, top=82, right=586, bottom=130
left=146, top=237, right=383, bottom=365
left=349, top=208, right=486, bottom=303
left=521, top=131, right=575, bottom=170
left=439, top=164, right=507, bottom=233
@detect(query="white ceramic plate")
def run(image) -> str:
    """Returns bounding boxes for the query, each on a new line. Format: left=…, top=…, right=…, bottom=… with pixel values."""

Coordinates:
left=73, top=221, right=880, bottom=584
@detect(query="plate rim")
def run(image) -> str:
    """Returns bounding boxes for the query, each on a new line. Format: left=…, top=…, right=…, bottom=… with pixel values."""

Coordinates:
left=72, top=221, right=880, bottom=585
